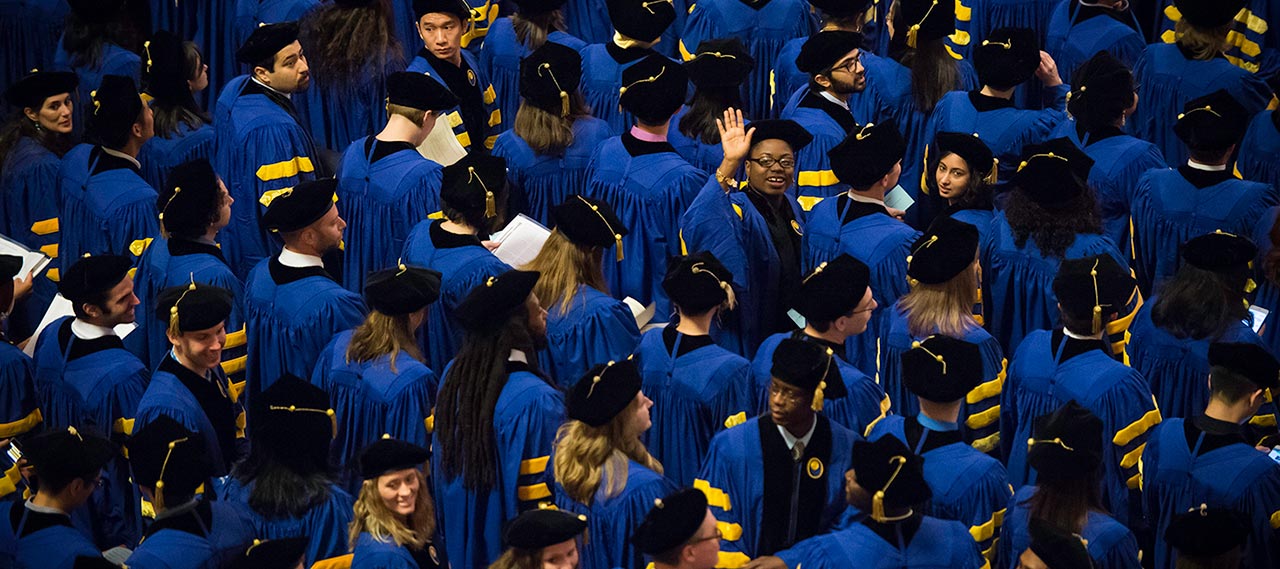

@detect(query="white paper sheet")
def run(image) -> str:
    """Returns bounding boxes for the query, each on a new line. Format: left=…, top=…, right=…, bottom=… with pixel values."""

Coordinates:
left=0, top=234, right=50, bottom=279
left=490, top=214, right=551, bottom=268
left=623, top=297, right=656, bottom=330
left=23, top=294, right=137, bottom=356
left=884, top=184, right=916, bottom=212
left=416, top=119, right=468, bottom=167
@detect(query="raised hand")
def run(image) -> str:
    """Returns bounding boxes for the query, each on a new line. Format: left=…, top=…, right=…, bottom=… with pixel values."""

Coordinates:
left=718, top=107, right=755, bottom=164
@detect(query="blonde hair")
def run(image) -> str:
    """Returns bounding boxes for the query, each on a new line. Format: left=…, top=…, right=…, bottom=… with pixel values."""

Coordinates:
left=348, top=469, right=436, bottom=551
left=552, top=399, right=662, bottom=505
left=522, top=229, right=607, bottom=313
left=512, top=96, right=588, bottom=156
left=345, top=311, right=423, bottom=374
left=1174, top=19, right=1231, bottom=61
left=488, top=547, right=542, bottom=569
left=387, top=103, right=427, bottom=125
left=899, top=262, right=980, bottom=337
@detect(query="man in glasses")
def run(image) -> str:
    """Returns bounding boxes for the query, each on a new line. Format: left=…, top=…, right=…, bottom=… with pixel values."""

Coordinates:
left=634, top=487, right=723, bottom=569
left=782, top=29, right=868, bottom=203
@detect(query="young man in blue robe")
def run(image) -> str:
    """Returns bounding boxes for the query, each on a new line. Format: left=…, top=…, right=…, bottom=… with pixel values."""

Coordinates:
left=803, top=122, right=919, bottom=378
left=0, top=428, right=116, bottom=569
left=637, top=252, right=755, bottom=486
left=782, top=30, right=864, bottom=205
left=131, top=159, right=245, bottom=376
left=1131, top=89, right=1276, bottom=294
left=1141, top=341, right=1280, bottom=569
left=401, top=154, right=511, bottom=372
left=868, top=335, right=1011, bottom=562
left=1130, top=0, right=1273, bottom=165
left=432, top=270, right=565, bottom=569
left=337, top=72, right=456, bottom=294
left=134, top=284, right=246, bottom=477
left=585, top=54, right=704, bottom=314
left=678, top=0, right=814, bottom=120
left=30, top=254, right=148, bottom=547
left=1045, top=0, right=1146, bottom=88
left=123, top=416, right=256, bottom=569
left=695, top=339, right=859, bottom=566
left=681, top=116, right=811, bottom=356
left=243, top=179, right=367, bottom=405
left=579, top=0, right=677, bottom=135
left=216, top=22, right=322, bottom=277
left=762, top=436, right=986, bottom=569
left=58, top=75, right=158, bottom=264
left=770, top=1, right=871, bottom=122
left=632, top=487, right=722, bottom=569
left=1001, top=255, right=1159, bottom=528
left=750, top=254, right=890, bottom=435
left=924, top=27, right=1066, bottom=203
left=406, top=0, right=503, bottom=156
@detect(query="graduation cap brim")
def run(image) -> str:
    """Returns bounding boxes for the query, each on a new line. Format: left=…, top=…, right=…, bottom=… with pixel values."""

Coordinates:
left=747, top=119, right=813, bottom=153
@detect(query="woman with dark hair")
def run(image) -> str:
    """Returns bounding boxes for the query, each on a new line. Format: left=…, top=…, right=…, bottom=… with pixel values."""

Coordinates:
left=1049, top=50, right=1164, bottom=256
left=0, top=71, right=77, bottom=340
left=668, top=38, right=754, bottom=174
left=52, top=0, right=141, bottom=137
left=492, top=42, right=610, bottom=225
left=928, top=132, right=997, bottom=245
left=349, top=438, right=441, bottom=569
left=1129, top=231, right=1264, bottom=420
left=432, top=269, right=564, bottom=569
left=297, top=0, right=406, bottom=152
left=481, top=0, right=587, bottom=139
left=137, top=31, right=215, bottom=191
left=998, top=401, right=1140, bottom=569
left=981, top=138, right=1127, bottom=353
left=219, top=374, right=356, bottom=568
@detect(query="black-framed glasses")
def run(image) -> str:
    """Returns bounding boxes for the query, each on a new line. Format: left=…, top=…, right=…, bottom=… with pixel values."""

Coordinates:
left=828, top=55, right=862, bottom=75
left=690, top=527, right=723, bottom=544
left=745, top=156, right=796, bottom=170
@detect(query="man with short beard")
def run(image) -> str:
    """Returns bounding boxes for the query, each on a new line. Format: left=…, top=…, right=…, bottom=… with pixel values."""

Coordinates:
left=781, top=30, right=867, bottom=205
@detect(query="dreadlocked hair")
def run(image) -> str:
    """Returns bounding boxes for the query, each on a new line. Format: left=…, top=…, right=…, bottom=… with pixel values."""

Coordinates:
left=435, top=308, right=541, bottom=491
left=299, top=0, right=403, bottom=84
left=1004, top=186, right=1102, bottom=259
left=552, top=398, right=663, bottom=505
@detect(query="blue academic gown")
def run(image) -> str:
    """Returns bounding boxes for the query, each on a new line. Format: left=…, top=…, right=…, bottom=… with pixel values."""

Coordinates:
left=214, top=77, right=321, bottom=277
left=122, top=501, right=257, bottom=569
left=751, top=331, right=890, bottom=437
left=134, top=358, right=247, bottom=478
left=186, top=0, right=239, bottom=110
left=980, top=211, right=1128, bottom=354
left=1128, top=301, right=1265, bottom=420
left=550, top=459, right=678, bottom=569
left=479, top=17, right=587, bottom=137
left=1050, top=121, right=1166, bottom=258
left=635, top=326, right=755, bottom=486
left=406, top=48, right=503, bottom=153
left=0, top=343, right=40, bottom=502
left=775, top=514, right=985, bottom=569
left=868, top=416, right=1012, bottom=560
left=242, top=256, right=366, bottom=403
left=1044, top=2, right=1146, bottom=88
left=667, top=107, right=727, bottom=175
left=0, top=136, right=63, bottom=340
left=563, top=0, right=611, bottom=46
left=1153, top=0, right=1280, bottom=77
left=432, top=363, right=564, bottom=569
left=492, top=117, right=614, bottom=226
left=694, top=415, right=857, bottom=565
left=962, top=0, right=1061, bottom=109
left=540, top=285, right=641, bottom=388
left=296, top=62, right=400, bottom=154
left=1130, top=167, right=1275, bottom=295
left=998, top=486, right=1140, bottom=569
left=131, top=238, right=247, bottom=373
left=1000, top=330, right=1160, bottom=527
left=803, top=195, right=921, bottom=378
left=401, top=220, right=511, bottom=372
left=31, top=316, right=149, bottom=547
left=585, top=134, right=705, bottom=313
left=0, top=501, right=101, bottom=569
left=1141, top=418, right=1280, bottom=569
left=138, top=122, right=217, bottom=192
left=312, top=329, right=438, bottom=492
left=579, top=43, right=671, bottom=135
left=0, top=0, right=67, bottom=121
left=1239, top=110, right=1280, bottom=191
left=215, top=478, right=355, bottom=567
left=52, top=42, right=140, bottom=139
left=678, top=0, right=814, bottom=120
left=1130, top=42, right=1273, bottom=165
left=351, top=531, right=440, bottom=569
left=879, top=303, right=1006, bottom=454
left=58, top=144, right=160, bottom=262
left=232, top=1, right=320, bottom=65
left=679, top=178, right=805, bottom=357
left=336, top=137, right=444, bottom=293
left=1251, top=206, right=1280, bottom=358
left=780, top=90, right=858, bottom=205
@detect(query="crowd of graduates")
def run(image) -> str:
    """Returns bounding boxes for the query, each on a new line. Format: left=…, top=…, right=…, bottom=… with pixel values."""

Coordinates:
left=3, top=0, right=1280, bottom=568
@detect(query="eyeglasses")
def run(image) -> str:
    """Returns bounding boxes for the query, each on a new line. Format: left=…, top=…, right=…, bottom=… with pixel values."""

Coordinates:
left=828, top=55, right=862, bottom=75
left=690, top=527, right=723, bottom=544
left=769, top=382, right=806, bottom=403
left=745, top=156, right=796, bottom=170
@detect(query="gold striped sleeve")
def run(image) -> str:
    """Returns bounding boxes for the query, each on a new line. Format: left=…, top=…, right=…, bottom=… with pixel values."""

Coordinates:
left=30, top=218, right=59, bottom=236
left=717, top=521, right=743, bottom=541
left=517, top=483, right=551, bottom=501
left=723, top=412, right=747, bottom=429
left=965, top=404, right=1001, bottom=430
left=796, top=170, right=839, bottom=187
left=113, top=417, right=135, bottom=435
left=456, top=132, right=472, bottom=148
left=796, top=195, right=824, bottom=211
left=224, top=329, right=247, bottom=349
left=39, top=244, right=57, bottom=258
left=228, top=379, right=247, bottom=403
left=425, top=414, right=434, bottom=434
left=221, top=356, right=247, bottom=377
left=0, top=409, right=42, bottom=439
left=966, top=360, right=1006, bottom=404
left=483, top=85, right=496, bottom=105
left=487, top=109, right=501, bottom=127
left=1113, top=408, right=1162, bottom=447
left=970, top=432, right=1000, bottom=454
left=968, top=508, right=1006, bottom=543
left=1121, top=443, right=1146, bottom=469
left=694, top=479, right=731, bottom=511
left=716, top=551, right=750, bottom=569
left=519, top=456, right=550, bottom=476
left=255, top=156, right=315, bottom=181
left=0, top=463, right=23, bottom=498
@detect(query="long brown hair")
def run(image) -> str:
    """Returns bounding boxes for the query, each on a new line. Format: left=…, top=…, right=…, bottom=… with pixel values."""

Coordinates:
left=299, top=0, right=404, bottom=83
left=1024, top=475, right=1104, bottom=535
left=513, top=10, right=566, bottom=50
left=899, top=262, right=980, bottom=337
left=488, top=547, right=542, bottom=569
left=348, top=469, right=436, bottom=550
left=152, top=41, right=210, bottom=137
left=895, top=40, right=960, bottom=113
left=522, top=230, right=607, bottom=313
left=0, top=113, right=74, bottom=173
left=512, top=92, right=591, bottom=155
left=552, top=398, right=662, bottom=505
left=345, top=311, right=423, bottom=374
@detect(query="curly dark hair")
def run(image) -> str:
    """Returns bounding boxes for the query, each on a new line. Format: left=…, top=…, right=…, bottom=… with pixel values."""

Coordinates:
left=0, top=114, right=74, bottom=173
left=1151, top=263, right=1250, bottom=340
left=299, top=0, right=403, bottom=84
left=1004, top=187, right=1103, bottom=259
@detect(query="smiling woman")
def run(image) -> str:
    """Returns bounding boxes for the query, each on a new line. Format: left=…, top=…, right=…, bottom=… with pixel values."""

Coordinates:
left=350, top=438, right=441, bottom=569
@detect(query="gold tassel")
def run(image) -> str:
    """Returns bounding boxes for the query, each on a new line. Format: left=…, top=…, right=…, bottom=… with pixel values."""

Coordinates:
left=811, top=380, right=826, bottom=412
left=560, top=90, right=570, bottom=118
left=870, top=456, right=907, bottom=522
left=615, top=234, right=624, bottom=262
left=144, top=41, right=153, bottom=73
left=1089, top=260, right=1103, bottom=335
left=485, top=190, right=496, bottom=218
left=984, top=158, right=999, bottom=185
